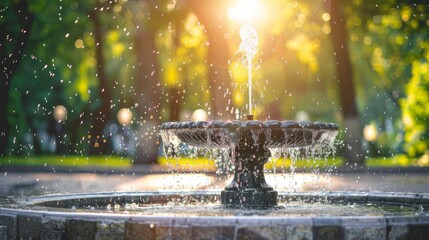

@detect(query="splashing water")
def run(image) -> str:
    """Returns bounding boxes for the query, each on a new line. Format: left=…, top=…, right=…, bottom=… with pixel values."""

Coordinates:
left=237, top=24, right=259, bottom=116
left=161, top=123, right=338, bottom=178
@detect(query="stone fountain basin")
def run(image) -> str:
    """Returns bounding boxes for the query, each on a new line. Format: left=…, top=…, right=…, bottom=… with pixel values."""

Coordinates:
left=160, top=120, right=339, bottom=148
left=2, top=191, right=429, bottom=239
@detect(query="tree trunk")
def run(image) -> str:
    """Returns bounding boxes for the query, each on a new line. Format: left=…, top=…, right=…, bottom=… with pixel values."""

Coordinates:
left=0, top=0, right=33, bottom=156
left=68, top=107, right=88, bottom=154
left=134, top=28, right=161, bottom=164
left=329, top=0, right=364, bottom=165
left=266, top=101, right=282, bottom=120
left=88, top=11, right=112, bottom=155
left=189, top=0, right=233, bottom=120
left=169, top=87, right=182, bottom=121
left=0, top=84, right=9, bottom=156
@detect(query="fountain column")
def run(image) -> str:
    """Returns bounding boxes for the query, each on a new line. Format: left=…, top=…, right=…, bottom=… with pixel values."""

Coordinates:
left=221, top=132, right=277, bottom=207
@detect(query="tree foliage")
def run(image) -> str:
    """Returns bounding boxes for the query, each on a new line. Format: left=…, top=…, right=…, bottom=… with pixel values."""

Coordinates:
left=401, top=61, right=429, bottom=157
left=345, top=0, right=429, bottom=156
left=1, top=0, right=429, bottom=161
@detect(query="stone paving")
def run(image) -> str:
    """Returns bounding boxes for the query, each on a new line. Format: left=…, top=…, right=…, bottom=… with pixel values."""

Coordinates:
left=1, top=167, right=429, bottom=198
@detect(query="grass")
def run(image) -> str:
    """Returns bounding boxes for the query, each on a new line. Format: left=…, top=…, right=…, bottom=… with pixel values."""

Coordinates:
left=159, top=154, right=429, bottom=170
left=1, top=154, right=426, bottom=169
left=159, top=156, right=344, bottom=170
left=0, top=155, right=132, bottom=168
left=158, top=157, right=216, bottom=167
left=366, top=154, right=429, bottom=167
left=265, top=157, right=343, bottom=169
left=158, top=157, right=218, bottom=171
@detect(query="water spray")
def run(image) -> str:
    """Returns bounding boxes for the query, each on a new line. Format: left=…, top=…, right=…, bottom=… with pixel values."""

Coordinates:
left=237, top=24, right=258, bottom=120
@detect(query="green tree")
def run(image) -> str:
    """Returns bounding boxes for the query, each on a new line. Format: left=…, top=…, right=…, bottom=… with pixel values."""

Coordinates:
left=401, top=61, right=429, bottom=157
left=347, top=1, right=429, bottom=157
left=6, top=0, right=97, bottom=155
left=189, top=0, right=233, bottom=119
left=87, top=3, right=114, bottom=155
left=0, top=0, right=33, bottom=156
left=329, top=0, right=363, bottom=164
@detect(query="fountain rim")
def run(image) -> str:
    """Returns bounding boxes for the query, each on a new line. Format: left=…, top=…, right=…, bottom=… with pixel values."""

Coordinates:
left=160, top=120, right=339, bottom=131
left=16, top=190, right=429, bottom=209
left=4, top=205, right=425, bottom=224
left=0, top=191, right=427, bottom=226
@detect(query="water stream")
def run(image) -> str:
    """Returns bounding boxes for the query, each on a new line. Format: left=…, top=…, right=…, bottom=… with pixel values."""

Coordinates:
left=237, top=24, right=259, bottom=116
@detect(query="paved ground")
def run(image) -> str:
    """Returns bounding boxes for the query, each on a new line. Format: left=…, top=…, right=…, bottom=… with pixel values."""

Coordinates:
left=1, top=165, right=429, bottom=200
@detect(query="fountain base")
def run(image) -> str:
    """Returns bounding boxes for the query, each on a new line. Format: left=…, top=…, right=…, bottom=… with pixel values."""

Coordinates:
left=221, top=189, right=277, bottom=208
left=220, top=144, right=278, bottom=207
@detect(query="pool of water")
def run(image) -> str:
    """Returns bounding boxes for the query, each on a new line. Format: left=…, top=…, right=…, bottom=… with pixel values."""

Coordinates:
left=51, top=202, right=423, bottom=217
left=16, top=191, right=429, bottom=217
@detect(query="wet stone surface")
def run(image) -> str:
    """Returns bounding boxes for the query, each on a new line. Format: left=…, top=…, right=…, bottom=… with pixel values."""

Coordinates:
left=286, top=225, right=313, bottom=240
left=313, top=218, right=342, bottom=240
left=342, top=217, right=387, bottom=240
left=0, top=213, right=429, bottom=239
left=155, top=225, right=193, bottom=240
left=314, top=225, right=342, bottom=240
left=191, top=226, right=234, bottom=240
left=344, top=227, right=387, bottom=240
left=41, top=217, right=66, bottom=240
left=42, top=217, right=66, bottom=230
left=0, top=214, right=16, bottom=240
left=124, top=222, right=156, bottom=240
left=17, top=215, right=42, bottom=240
left=403, top=224, right=429, bottom=240
left=0, top=226, right=6, bottom=240
left=65, top=219, right=97, bottom=240
left=236, top=225, right=286, bottom=240
left=96, top=221, right=125, bottom=240
left=387, top=225, right=409, bottom=240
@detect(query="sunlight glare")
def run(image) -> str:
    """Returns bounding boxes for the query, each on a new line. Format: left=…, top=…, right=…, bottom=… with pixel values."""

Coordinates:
left=117, top=108, right=133, bottom=126
left=363, top=124, right=378, bottom=142
left=192, top=109, right=208, bottom=122
left=54, top=105, right=68, bottom=123
left=228, top=0, right=264, bottom=23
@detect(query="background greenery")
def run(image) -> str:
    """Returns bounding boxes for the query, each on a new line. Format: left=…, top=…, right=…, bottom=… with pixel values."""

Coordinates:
left=1, top=0, right=428, bottom=167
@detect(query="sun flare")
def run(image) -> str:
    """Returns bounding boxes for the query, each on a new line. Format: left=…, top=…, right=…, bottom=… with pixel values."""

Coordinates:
left=228, top=0, right=264, bottom=23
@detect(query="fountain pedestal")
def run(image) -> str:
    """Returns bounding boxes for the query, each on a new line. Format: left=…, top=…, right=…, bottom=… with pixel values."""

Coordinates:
left=221, top=144, right=277, bottom=207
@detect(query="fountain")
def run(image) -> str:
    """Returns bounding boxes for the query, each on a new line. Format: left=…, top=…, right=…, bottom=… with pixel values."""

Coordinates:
left=160, top=23, right=338, bottom=208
